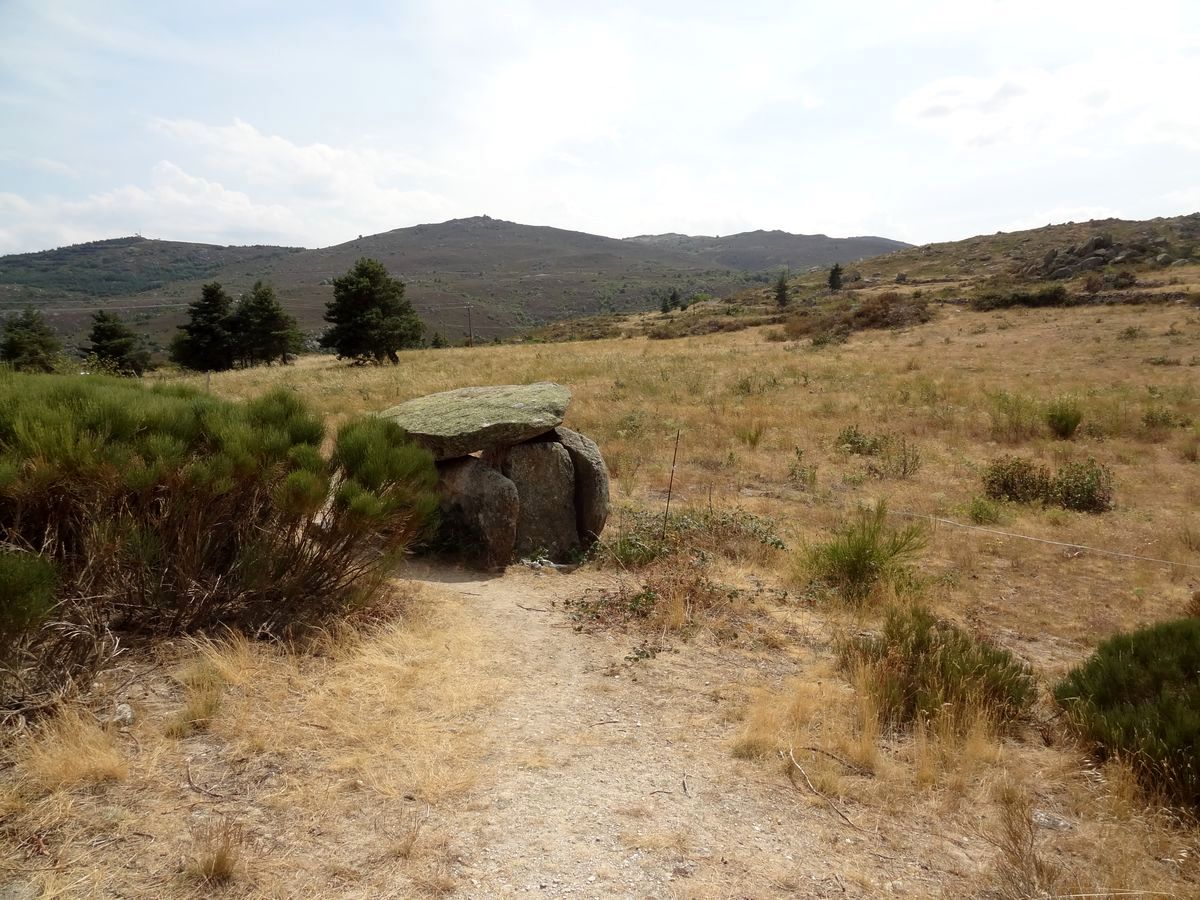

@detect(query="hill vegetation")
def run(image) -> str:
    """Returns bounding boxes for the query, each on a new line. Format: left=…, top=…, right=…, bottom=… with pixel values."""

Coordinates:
left=0, top=217, right=908, bottom=348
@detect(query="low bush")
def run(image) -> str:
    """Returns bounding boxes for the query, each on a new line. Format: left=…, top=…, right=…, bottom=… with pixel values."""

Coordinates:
left=1051, top=458, right=1114, bottom=512
left=982, top=456, right=1053, bottom=503
left=784, top=292, right=932, bottom=343
left=1054, top=618, right=1200, bottom=808
left=840, top=605, right=1036, bottom=731
left=803, top=502, right=926, bottom=603
left=982, top=455, right=1113, bottom=512
left=0, top=372, right=438, bottom=708
left=970, top=284, right=1073, bottom=311
left=836, top=424, right=884, bottom=455
left=1044, top=396, right=1083, bottom=439
left=967, top=497, right=1003, bottom=525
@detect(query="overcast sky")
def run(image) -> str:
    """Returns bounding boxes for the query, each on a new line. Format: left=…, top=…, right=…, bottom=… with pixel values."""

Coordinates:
left=1, top=1, right=1198, bottom=254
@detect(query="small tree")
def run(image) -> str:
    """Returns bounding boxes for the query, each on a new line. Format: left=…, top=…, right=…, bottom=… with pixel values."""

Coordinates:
left=668, top=287, right=681, bottom=310
left=320, top=258, right=423, bottom=364
left=774, top=270, right=790, bottom=307
left=828, top=263, right=844, bottom=292
left=81, top=310, right=152, bottom=375
left=1, top=308, right=61, bottom=372
left=231, top=281, right=302, bottom=366
left=171, top=282, right=235, bottom=371
left=659, top=293, right=671, bottom=314
left=429, top=331, right=448, bottom=349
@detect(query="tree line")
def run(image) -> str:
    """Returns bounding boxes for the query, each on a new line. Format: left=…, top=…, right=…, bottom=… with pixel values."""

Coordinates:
left=0, top=257, right=432, bottom=375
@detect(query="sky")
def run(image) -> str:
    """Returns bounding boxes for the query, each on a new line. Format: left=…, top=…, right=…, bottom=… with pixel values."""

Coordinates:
left=1, top=0, right=1198, bottom=254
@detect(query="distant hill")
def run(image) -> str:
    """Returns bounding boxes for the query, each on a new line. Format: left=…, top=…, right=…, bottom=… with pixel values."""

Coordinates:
left=624, top=230, right=910, bottom=271
left=0, top=217, right=908, bottom=347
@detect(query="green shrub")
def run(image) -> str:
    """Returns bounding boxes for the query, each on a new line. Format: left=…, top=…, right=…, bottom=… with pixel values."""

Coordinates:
left=970, top=284, right=1072, bottom=311
left=1051, top=458, right=1113, bottom=512
left=836, top=424, right=883, bottom=455
left=982, top=456, right=1053, bottom=503
left=0, top=372, right=437, bottom=708
left=1054, top=618, right=1200, bottom=808
left=804, top=502, right=926, bottom=603
left=982, top=455, right=1114, bottom=512
left=840, top=605, right=1036, bottom=730
left=967, top=497, right=1002, bottom=525
left=1044, top=397, right=1083, bottom=439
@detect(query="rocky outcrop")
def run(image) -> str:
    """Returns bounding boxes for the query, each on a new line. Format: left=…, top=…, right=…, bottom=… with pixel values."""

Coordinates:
left=396, top=385, right=610, bottom=568
left=380, top=383, right=571, bottom=460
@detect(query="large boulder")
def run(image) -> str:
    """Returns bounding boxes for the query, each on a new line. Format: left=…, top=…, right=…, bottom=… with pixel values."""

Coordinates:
left=552, top=427, right=611, bottom=548
left=380, top=383, right=571, bottom=460
left=493, top=442, right=579, bottom=560
left=435, top=457, right=519, bottom=570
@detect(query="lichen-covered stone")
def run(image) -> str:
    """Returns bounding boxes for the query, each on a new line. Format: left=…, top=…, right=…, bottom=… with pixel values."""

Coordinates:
left=380, top=383, right=570, bottom=460
left=552, top=427, right=610, bottom=548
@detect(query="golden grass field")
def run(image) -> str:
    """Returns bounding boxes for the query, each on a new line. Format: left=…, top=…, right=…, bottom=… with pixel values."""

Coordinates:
left=4, top=285, right=1200, bottom=897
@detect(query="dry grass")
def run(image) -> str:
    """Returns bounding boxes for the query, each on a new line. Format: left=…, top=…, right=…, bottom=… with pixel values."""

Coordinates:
left=0, top=583, right=501, bottom=897
left=8, top=293, right=1200, bottom=895
left=12, top=706, right=128, bottom=791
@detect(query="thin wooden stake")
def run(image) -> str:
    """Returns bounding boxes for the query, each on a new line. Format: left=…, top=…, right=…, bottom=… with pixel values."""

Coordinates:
left=661, top=429, right=681, bottom=542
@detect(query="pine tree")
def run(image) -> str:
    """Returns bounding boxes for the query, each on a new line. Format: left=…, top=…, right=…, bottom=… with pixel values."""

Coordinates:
left=170, top=282, right=235, bottom=371
left=230, top=281, right=302, bottom=366
left=828, top=263, right=844, bottom=292
left=319, top=258, right=423, bottom=364
left=668, top=288, right=681, bottom=310
left=0, top=308, right=61, bottom=372
left=81, top=310, right=152, bottom=375
left=774, top=270, right=790, bottom=307
left=429, top=331, right=449, bottom=349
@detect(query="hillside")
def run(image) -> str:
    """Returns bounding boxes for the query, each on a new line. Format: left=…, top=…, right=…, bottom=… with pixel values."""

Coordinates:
left=0, top=217, right=906, bottom=347
left=624, top=229, right=909, bottom=271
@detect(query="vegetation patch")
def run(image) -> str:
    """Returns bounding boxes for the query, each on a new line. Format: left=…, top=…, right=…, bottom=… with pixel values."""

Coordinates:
left=592, top=506, right=784, bottom=569
left=982, top=455, right=1114, bottom=512
left=1055, top=618, right=1200, bottom=808
left=0, top=372, right=437, bottom=709
left=839, top=605, right=1036, bottom=731
left=801, top=502, right=926, bottom=604
left=784, top=291, right=932, bottom=343
left=970, top=283, right=1074, bottom=311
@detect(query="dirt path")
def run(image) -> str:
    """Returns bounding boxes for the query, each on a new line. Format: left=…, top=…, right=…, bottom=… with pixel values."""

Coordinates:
left=411, top=565, right=929, bottom=899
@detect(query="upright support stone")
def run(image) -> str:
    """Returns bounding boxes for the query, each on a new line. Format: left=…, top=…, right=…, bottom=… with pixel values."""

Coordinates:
left=435, top=456, right=519, bottom=570
left=552, top=427, right=611, bottom=549
left=493, top=442, right=580, bottom=560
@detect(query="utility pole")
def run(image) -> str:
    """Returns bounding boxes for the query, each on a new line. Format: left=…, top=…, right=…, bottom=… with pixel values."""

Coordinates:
left=466, top=304, right=474, bottom=347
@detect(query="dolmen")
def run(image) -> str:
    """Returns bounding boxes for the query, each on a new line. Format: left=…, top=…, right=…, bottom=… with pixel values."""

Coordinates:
left=380, top=383, right=610, bottom=569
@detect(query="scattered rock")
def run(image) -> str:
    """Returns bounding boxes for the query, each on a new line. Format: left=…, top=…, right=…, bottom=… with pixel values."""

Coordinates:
left=493, top=442, right=580, bottom=560
left=894, top=272, right=908, bottom=283
left=1155, top=253, right=1173, bottom=266
left=552, top=427, right=611, bottom=548
left=436, top=456, right=519, bottom=569
left=1170, top=258, right=1191, bottom=267
left=380, top=382, right=571, bottom=460
left=112, top=702, right=134, bottom=727
left=1032, top=809, right=1074, bottom=830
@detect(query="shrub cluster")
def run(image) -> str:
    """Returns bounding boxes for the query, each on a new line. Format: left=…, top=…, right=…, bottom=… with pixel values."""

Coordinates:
left=1044, top=396, right=1084, bottom=439
left=784, top=291, right=932, bottom=343
left=970, top=284, right=1074, bottom=311
left=803, top=502, right=926, bottom=603
left=840, top=605, right=1036, bottom=730
left=1055, top=618, right=1200, bottom=808
left=835, top=426, right=922, bottom=479
left=982, top=455, right=1113, bottom=512
left=0, top=372, right=437, bottom=708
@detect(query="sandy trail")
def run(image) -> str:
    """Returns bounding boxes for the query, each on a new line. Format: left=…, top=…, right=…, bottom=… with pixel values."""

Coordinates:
left=411, top=565, right=933, bottom=899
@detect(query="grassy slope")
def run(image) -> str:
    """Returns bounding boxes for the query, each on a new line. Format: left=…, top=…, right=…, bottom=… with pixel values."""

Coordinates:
left=5, top=296, right=1200, bottom=895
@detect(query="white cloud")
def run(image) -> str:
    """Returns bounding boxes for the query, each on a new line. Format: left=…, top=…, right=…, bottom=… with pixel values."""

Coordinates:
left=896, top=53, right=1200, bottom=155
